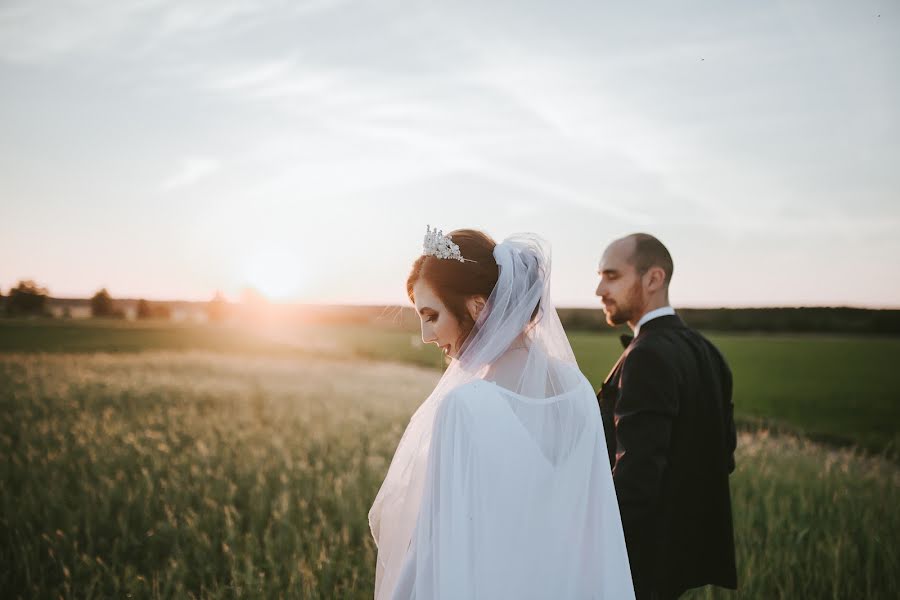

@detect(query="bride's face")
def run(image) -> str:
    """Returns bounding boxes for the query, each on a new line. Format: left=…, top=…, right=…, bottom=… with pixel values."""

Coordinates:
left=412, top=280, right=472, bottom=359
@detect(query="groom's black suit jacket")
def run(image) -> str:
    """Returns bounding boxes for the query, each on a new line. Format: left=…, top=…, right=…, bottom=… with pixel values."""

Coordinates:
left=597, top=314, right=737, bottom=599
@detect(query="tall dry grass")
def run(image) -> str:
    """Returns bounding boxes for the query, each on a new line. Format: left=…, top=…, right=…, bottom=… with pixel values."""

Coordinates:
left=1, top=352, right=896, bottom=598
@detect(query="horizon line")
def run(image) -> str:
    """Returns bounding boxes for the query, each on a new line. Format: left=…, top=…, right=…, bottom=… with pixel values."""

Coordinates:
left=33, top=296, right=900, bottom=312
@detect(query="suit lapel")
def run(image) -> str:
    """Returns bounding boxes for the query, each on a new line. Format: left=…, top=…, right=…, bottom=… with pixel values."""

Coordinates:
left=603, top=344, right=630, bottom=386
left=601, top=315, right=684, bottom=387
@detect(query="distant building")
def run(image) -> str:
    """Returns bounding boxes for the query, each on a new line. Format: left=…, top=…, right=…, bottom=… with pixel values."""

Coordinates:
left=170, top=306, right=209, bottom=323
left=47, top=299, right=92, bottom=319
left=44, top=298, right=209, bottom=322
left=33, top=297, right=278, bottom=326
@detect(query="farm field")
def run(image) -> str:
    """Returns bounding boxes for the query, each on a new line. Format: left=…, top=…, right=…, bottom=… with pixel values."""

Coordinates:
left=1, top=319, right=898, bottom=598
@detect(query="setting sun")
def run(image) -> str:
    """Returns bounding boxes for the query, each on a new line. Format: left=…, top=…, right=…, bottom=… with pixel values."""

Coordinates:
left=237, top=244, right=308, bottom=302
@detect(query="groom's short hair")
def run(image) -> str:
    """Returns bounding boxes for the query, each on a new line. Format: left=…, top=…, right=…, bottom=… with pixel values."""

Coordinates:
left=627, top=233, right=673, bottom=286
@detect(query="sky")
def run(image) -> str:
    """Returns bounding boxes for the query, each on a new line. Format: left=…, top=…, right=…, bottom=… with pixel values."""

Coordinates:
left=1, top=0, right=898, bottom=308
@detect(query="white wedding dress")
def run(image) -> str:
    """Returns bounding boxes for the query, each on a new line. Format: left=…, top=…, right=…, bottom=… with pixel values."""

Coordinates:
left=370, top=234, right=634, bottom=600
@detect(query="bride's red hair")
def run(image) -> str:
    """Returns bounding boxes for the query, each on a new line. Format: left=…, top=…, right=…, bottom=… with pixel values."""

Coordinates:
left=407, top=229, right=499, bottom=346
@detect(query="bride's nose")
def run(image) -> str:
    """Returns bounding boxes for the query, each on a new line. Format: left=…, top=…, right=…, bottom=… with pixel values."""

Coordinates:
left=421, top=326, right=437, bottom=345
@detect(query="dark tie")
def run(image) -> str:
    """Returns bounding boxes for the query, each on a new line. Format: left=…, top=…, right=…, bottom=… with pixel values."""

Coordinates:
left=619, top=333, right=634, bottom=348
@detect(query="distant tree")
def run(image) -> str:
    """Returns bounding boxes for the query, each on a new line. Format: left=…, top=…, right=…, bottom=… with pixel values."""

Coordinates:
left=137, top=299, right=171, bottom=320
left=155, top=304, right=171, bottom=320
left=90, top=288, right=119, bottom=318
left=8, top=280, right=50, bottom=316
left=137, top=299, right=152, bottom=319
left=207, top=291, right=228, bottom=323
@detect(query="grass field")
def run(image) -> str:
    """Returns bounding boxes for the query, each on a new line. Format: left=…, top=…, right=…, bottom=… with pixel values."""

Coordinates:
left=569, top=332, right=900, bottom=456
left=2, top=319, right=898, bottom=455
left=1, top=319, right=898, bottom=598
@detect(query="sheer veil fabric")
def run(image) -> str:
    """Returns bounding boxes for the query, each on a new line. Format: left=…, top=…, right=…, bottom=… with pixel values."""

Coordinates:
left=369, top=234, right=634, bottom=599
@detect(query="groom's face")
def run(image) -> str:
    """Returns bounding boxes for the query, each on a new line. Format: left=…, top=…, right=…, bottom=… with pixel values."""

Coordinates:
left=595, top=240, right=645, bottom=326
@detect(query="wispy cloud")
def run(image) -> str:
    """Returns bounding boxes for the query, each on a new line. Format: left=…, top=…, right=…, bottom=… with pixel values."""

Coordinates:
left=204, top=57, right=343, bottom=102
left=1, top=0, right=897, bottom=305
left=0, top=0, right=348, bottom=64
left=0, top=0, right=154, bottom=64
left=161, top=157, right=221, bottom=191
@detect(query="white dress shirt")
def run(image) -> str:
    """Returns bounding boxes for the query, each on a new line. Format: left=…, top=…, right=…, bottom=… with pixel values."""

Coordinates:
left=633, top=305, right=676, bottom=336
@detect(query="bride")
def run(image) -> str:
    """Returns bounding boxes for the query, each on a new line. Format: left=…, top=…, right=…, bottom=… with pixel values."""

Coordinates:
left=369, top=227, right=634, bottom=599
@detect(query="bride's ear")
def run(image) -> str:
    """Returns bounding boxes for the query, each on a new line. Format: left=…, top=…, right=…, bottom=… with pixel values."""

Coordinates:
left=466, top=296, right=486, bottom=322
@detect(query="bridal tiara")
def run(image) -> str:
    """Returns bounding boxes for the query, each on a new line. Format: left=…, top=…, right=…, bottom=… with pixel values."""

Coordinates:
left=423, top=225, right=474, bottom=263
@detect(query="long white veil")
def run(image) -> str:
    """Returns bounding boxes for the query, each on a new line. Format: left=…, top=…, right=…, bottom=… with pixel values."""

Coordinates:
left=369, top=233, right=633, bottom=599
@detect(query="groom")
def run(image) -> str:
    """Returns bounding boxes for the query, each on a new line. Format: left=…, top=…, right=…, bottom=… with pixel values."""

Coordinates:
left=595, top=234, right=737, bottom=600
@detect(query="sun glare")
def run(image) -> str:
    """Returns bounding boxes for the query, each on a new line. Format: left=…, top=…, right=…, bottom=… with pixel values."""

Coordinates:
left=238, top=245, right=307, bottom=302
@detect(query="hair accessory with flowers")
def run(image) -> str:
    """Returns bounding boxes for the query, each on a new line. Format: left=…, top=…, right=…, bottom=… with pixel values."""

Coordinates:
left=423, top=225, right=474, bottom=262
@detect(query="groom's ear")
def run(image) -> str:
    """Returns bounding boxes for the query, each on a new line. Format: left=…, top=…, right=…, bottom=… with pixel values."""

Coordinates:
left=466, top=296, right=487, bottom=322
left=645, top=266, right=667, bottom=292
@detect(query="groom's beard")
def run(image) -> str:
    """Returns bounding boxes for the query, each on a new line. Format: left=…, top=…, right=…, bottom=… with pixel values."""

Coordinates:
left=603, top=281, right=644, bottom=326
